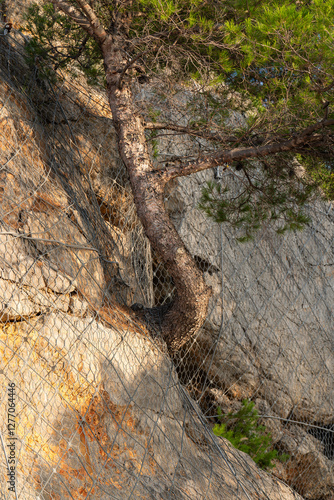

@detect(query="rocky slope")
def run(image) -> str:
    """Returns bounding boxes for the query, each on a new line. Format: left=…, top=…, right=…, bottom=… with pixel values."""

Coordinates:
left=0, top=230, right=304, bottom=499
left=0, top=12, right=333, bottom=499
left=0, top=52, right=302, bottom=499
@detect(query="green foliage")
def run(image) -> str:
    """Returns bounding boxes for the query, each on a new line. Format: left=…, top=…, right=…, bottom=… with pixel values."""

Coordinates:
left=24, top=1, right=334, bottom=112
left=24, top=3, right=104, bottom=85
left=213, top=400, right=289, bottom=470
left=148, top=129, right=159, bottom=158
left=298, top=156, right=334, bottom=202
left=23, top=0, right=334, bottom=122
left=23, top=0, right=334, bottom=236
left=128, top=0, right=334, bottom=118
left=199, top=160, right=313, bottom=241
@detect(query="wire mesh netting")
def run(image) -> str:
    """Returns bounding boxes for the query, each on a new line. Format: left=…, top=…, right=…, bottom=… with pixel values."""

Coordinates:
left=0, top=27, right=333, bottom=500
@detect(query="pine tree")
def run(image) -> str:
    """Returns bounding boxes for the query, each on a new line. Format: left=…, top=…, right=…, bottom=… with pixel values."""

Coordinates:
left=213, top=400, right=289, bottom=470
left=23, top=0, right=334, bottom=351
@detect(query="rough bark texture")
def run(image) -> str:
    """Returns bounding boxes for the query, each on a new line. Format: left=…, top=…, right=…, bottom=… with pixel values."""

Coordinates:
left=49, top=0, right=334, bottom=353
left=101, top=37, right=212, bottom=351
left=48, top=0, right=212, bottom=351
left=159, top=119, right=334, bottom=182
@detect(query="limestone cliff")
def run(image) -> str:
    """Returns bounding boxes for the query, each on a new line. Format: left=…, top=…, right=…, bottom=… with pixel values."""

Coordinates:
left=0, top=13, right=333, bottom=500
left=0, top=67, right=302, bottom=499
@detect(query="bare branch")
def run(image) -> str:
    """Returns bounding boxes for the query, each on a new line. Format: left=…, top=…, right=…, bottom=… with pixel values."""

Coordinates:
left=117, top=50, right=149, bottom=89
left=311, top=79, right=334, bottom=94
left=50, top=0, right=93, bottom=36
left=145, top=121, right=238, bottom=143
left=74, top=0, right=108, bottom=42
left=51, top=0, right=108, bottom=43
left=243, top=167, right=260, bottom=191
left=158, top=119, right=334, bottom=182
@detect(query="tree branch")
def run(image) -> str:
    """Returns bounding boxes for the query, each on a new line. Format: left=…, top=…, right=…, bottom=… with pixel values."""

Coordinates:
left=117, top=50, right=149, bottom=89
left=74, top=0, right=108, bottom=42
left=51, top=0, right=93, bottom=35
left=311, top=79, right=334, bottom=94
left=158, top=119, right=334, bottom=182
left=144, top=121, right=238, bottom=143
left=51, top=0, right=108, bottom=43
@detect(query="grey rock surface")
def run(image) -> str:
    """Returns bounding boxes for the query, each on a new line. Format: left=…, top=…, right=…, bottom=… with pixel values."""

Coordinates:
left=167, top=169, right=334, bottom=499
left=0, top=21, right=332, bottom=499
left=0, top=283, right=303, bottom=500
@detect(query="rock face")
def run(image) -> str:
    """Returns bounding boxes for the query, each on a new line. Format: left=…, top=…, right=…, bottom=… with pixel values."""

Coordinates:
left=167, top=169, right=334, bottom=499
left=0, top=31, right=305, bottom=500
left=134, top=81, right=334, bottom=499
left=0, top=17, right=333, bottom=500
left=136, top=79, right=334, bottom=500
left=0, top=272, right=303, bottom=499
left=172, top=168, right=334, bottom=418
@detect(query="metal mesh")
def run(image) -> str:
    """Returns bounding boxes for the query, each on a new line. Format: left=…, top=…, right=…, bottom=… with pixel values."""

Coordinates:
left=0, top=29, right=333, bottom=500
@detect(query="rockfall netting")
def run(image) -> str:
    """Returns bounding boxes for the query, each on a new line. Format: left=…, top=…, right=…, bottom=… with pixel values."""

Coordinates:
left=0, top=28, right=333, bottom=500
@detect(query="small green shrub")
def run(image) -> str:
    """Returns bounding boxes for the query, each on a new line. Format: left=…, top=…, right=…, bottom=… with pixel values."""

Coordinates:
left=213, top=400, right=289, bottom=470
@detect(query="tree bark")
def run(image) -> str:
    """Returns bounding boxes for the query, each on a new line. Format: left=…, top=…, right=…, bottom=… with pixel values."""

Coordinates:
left=159, top=119, right=334, bottom=182
left=51, top=0, right=334, bottom=352
left=50, top=0, right=213, bottom=351
left=101, top=38, right=212, bottom=351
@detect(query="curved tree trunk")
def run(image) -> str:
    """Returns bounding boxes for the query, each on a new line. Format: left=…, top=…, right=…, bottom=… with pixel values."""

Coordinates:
left=51, top=0, right=334, bottom=352
left=102, top=39, right=212, bottom=352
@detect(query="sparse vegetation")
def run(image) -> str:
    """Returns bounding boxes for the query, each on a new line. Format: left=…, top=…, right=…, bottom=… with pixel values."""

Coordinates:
left=21, top=0, right=334, bottom=350
left=213, top=400, right=289, bottom=470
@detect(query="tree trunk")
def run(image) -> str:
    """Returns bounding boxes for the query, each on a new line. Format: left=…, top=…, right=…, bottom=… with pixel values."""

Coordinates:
left=102, top=39, right=212, bottom=352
